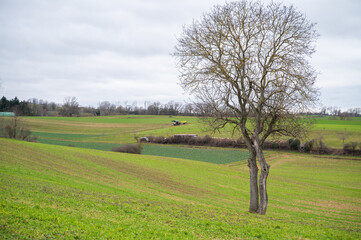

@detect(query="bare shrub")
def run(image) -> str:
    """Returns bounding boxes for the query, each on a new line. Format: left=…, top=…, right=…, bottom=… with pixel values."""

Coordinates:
left=343, top=142, right=361, bottom=156
left=112, top=144, right=142, bottom=154
left=311, top=137, right=332, bottom=154
left=262, top=140, right=282, bottom=150
left=167, top=135, right=198, bottom=145
left=271, top=142, right=279, bottom=149
left=263, top=141, right=273, bottom=149
left=200, top=135, right=213, bottom=145
left=289, top=139, right=301, bottom=151
left=187, top=136, right=198, bottom=145
left=0, top=116, right=37, bottom=142
left=278, top=141, right=289, bottom=150
left=236, top=137, right=246, bottom=148
left=145, top=133, right=360, bottom=156
left=154, top=136, right=166, bottom=144
left=212, top=138, right=237, bottom=148
left=263, top=141, right=279, bottom=150
left=166, top=136, right=177, bottom=144
left=318, top=139, right=332, bottom=154
left=147, top=136, right=165, bottom=144
left=303, top=140, right=315, bottom=153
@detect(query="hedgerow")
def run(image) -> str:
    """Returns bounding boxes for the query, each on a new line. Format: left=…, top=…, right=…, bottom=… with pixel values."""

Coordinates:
left=145, top=135, right=361, bottom=156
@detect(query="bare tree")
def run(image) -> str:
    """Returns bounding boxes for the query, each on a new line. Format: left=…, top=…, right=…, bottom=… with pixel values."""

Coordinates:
left=98, top=101, right=117, bottom=116
left=146, top=102, right=161, bottom=115
left=59, top=96, right=79, bottom=117
left=337, top=129, right=349, bottom=145
left=0, top=116, right=36, bottom=141
left=173, top=0, right=318, bottom=214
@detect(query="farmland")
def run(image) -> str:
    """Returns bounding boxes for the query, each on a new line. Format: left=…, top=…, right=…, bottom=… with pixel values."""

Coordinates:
left=22, top=115, right=361, bottom=150
left=1, top=115, right=361, bottom=239
left=1, top=138, right=361, bottom=239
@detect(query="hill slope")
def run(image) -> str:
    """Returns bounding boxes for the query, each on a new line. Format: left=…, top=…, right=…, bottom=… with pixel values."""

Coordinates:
left=22, top=115, right=361, bottom=148
left=0, top=138, right=360, bottom=239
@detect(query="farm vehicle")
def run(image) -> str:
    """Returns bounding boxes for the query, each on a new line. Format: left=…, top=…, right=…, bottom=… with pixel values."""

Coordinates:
left=172, top=120, right=187, bottom=126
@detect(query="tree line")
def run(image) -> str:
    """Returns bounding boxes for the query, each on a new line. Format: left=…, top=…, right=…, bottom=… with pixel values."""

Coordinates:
left=0, top=96, right=58, bottom=116
left=1, top=96, right=360, bottom=118
left=0, top=96, right=199, bottom=116
left=319, top=106, right=361, bottom=119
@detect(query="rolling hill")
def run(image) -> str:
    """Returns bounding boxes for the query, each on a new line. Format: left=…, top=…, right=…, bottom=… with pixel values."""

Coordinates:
left=1, top=138, right=360, bottom=239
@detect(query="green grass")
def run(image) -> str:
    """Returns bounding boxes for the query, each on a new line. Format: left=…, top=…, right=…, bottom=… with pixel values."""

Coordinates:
left=1, top=138, right=360, bottom=239
left=313, top=116, right=361, bottom=129
left=27, top=115, right=250, bottom=164
left=36, top=138, right=120, bottom=151
left=2, top=115, right=360, bottom=239
left=21, top=115, right=361, bottom=149
left=23, top=115, right=201, bottom=144
left=33, top=132, right=103, bottom=140
left=24, top=115, right=196, bottom=124
left=309, top=116, right=361, bottom=148
left=36, top=138, right=249, bottom=164
left=142, top=145, right=249, bottom=164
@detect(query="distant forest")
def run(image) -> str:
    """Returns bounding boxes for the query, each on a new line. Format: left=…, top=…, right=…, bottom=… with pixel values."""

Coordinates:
left=1, top=96, right=360, bottom=118
left=0, top=96, right=196, bottom=117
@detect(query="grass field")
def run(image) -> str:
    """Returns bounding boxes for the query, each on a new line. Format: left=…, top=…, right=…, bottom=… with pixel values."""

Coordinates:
left=20, top=115, right=361, bottom=150
left=309, top=116, right=361, bottom=148
left=1, top=115, right=361, bottom=238
left=1, top=138, right=360, bottom=239
left=35, top=138, right=250, bottom=164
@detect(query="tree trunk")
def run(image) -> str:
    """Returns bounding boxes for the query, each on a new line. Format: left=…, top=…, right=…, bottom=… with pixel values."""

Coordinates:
left=258, top=163, right=270, bottom=214
left=248, top=147, right=259, bottom=213
left=256, top=148, right=270, bottom=215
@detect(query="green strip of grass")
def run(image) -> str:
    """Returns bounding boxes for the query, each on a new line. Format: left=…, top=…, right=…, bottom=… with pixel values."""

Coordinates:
left=37, top=138, right=120, bottom=151
left=32, top=132, right=103, bottom=140
left=36, top=138, right=248, bottom=164
left=142, top=145, right=249, bottom=164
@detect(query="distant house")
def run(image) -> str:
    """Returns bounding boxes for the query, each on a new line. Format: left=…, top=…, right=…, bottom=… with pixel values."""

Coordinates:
left=0, top=112, right=15, bottom=117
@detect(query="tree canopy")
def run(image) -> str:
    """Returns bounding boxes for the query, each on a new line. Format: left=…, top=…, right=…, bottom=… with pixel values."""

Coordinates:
left=173, top=0, right=319, bottom=214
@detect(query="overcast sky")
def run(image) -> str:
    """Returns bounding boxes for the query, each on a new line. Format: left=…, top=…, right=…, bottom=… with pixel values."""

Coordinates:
left=0, top=0, right=360, bottom=109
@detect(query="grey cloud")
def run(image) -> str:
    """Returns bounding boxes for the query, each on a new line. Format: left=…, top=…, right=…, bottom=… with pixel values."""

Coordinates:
left=282, top=0, right=361, bottom=38
left=320, top=85, right=361, bottom=109
left=0, top=0, right=360, bottom=109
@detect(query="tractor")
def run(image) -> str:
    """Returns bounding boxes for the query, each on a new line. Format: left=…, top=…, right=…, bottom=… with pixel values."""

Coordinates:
left=172, top=120, right=187, bottom=126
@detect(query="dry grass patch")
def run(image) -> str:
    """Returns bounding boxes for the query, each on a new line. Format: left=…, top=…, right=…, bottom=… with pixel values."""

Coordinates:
left=298, top=200, right=361, bottom=212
